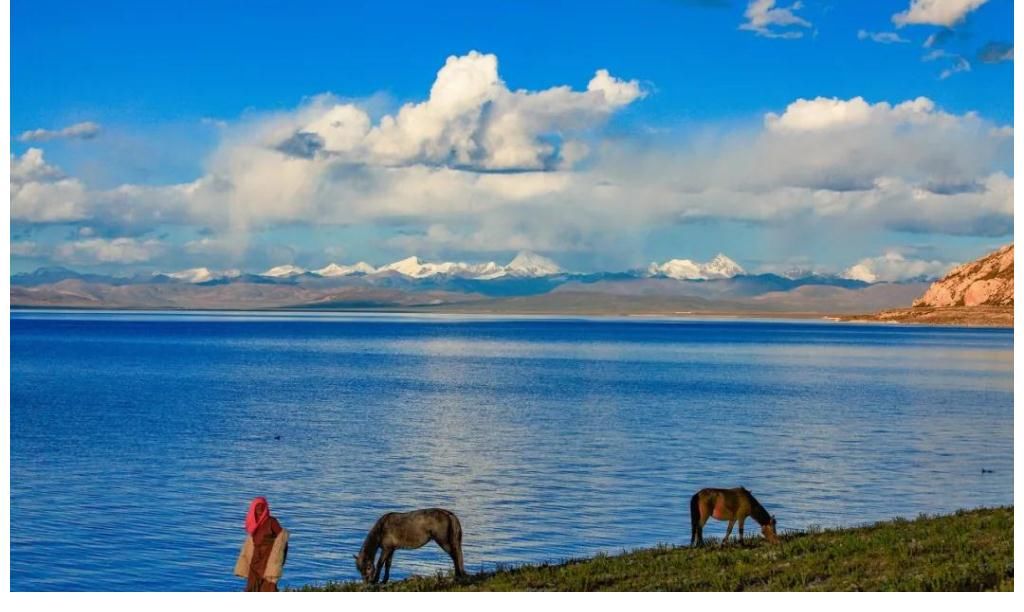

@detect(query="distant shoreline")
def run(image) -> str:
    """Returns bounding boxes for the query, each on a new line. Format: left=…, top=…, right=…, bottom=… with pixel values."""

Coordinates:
left=838, top=306, right=1013, bottom=328
left=10, top=305, right=1012, bottom=328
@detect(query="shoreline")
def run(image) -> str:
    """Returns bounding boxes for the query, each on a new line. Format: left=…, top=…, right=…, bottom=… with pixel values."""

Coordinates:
left=296, top=507, right=1013, bottom=592
left=10, top=305, right=1012, bottom=328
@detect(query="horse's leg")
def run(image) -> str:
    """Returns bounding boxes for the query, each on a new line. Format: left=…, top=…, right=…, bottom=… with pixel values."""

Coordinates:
left=695, top=501, right=709, bottom=547
left=382, top=549, right=394, bottom=584
left=448, top=542, right=467, bottom=578
left=722, top=519, right=735, bottom=546
left=373, top=548, right=389, bottom=584
left=436, top=538, right=464, bottom=578
left=454, top=537, right=466, bottom=578
left=738, top=517, right=745, bottom=544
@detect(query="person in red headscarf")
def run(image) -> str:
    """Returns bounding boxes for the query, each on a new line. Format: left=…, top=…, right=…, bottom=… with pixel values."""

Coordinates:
left=234, top=496, right=288, bottom=592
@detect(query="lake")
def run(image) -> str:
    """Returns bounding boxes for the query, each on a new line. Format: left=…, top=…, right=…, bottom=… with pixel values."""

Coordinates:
left=9, top=311, right=1014, bottom=591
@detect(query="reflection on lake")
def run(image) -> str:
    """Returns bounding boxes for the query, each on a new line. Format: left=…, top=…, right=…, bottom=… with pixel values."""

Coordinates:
left=10, top=312, right=1013, bottom=590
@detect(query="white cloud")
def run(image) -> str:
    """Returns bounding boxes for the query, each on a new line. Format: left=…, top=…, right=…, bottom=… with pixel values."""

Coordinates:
left=739, top=0, right=811, bottom=39
left=857, top=30, right=909, bottom=44
left=10, top=55, right=1012, bottom=270
left=10, top=149, right=89, bottom=222
left=841, top=251, right=954, bottom=282
left=893, top=0, right=988, bottom=28
left=18, top=121, right=101, bottom=143
left=764, top=96, right=948, bottom=132
left=248, top=52, right=643, bottom=173
left=54, top=237, right=165, bottom=264
left=358, top=52, right=643, bottom=171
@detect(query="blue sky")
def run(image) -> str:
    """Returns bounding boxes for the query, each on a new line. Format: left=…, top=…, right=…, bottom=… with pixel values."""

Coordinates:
left=11, top=0, right=1014, bottom=279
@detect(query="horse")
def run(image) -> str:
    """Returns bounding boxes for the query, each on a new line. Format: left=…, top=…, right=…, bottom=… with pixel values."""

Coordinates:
left=353, top=508, right=467, bottom=584
left=689, top=487, right=779, bottom=547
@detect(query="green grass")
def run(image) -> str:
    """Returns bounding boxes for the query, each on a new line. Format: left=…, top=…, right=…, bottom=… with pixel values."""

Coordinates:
left=295, top=506, right=1013, bottom=592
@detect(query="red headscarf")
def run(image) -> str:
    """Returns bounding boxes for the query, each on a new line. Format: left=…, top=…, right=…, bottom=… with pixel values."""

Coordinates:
left=245, top=496, right=271, bottom=535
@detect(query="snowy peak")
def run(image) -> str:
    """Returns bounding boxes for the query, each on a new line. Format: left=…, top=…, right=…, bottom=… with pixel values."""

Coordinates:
left=701, top=253, right=744, bottom=279
left=164, top=267, right=241, bottom=283
left=647, top=259, right=702, bottom=280
left=648, top=253, right=745, bottom=280
left=505, top=251, right=563, bottom=277
left=379, top=256, right=432, bottom=278
left=376, top=253, right=560, bottom=280
left=261, top=264, right=307, bottom=278
left=315, top=262, right=376, bottom=277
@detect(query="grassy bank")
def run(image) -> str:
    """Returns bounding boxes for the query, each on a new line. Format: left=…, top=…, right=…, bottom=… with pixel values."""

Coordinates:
left=842, top=306, right=1013, bottom=328
left=298, top=506, right=1013, bottom=591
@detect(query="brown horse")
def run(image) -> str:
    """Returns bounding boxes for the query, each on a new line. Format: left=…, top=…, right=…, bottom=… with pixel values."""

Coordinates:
left=354, top=508, right=467, bottom=584
left=690, top=487, right=779, bottom=547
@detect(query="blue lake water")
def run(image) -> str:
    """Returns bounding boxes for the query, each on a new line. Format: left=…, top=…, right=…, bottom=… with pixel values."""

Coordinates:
left=9, top=311, right=1014, bottom=591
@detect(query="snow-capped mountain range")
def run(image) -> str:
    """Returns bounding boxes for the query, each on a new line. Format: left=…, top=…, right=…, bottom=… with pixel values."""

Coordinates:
left=158, top=251, right=568, bottom=283
left=646, top=253, right=745, bottom=280
left=156, top=252, right=755, bottom=284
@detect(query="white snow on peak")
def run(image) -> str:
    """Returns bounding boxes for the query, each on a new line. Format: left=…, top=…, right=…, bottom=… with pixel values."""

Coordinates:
left=379, top=256, right=431, bottom=277
left=261, top=264, right=307, bottom=278
left=379, top=256, right=502, bottom=279
left=164, top=267, right=241, bottom=283
left=505, top=251, right=563, bottom=277
left=647, top=259, right=702, bottom=279
left=701, top=254, right=745, bottom=278
left=647, top=253, right=745, bottom=280
left=315, top=262, right=376, bottom=277
left=376, top=252, right=562, bottom=279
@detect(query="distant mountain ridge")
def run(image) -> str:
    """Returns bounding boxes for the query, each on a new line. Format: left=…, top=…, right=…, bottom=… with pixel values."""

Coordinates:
left=11, top=249, right=945, bottom=313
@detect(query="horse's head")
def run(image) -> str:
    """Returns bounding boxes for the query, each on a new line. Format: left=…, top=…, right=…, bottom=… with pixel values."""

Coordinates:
left=353, top=553, right=374, bottom=583
left=761, top=515, right=780, bottom=544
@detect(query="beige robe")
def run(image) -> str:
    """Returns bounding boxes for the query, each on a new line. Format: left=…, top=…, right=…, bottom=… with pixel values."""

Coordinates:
left=235, top=528, right=289, bottom=581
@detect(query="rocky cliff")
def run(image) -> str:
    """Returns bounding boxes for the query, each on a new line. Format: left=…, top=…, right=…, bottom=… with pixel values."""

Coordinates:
left=913, top=244, right=1013, bottom=308
left=844, top=244, right=1013, bottom=326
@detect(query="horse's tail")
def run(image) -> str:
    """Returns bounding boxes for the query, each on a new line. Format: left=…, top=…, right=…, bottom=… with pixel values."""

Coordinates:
left=689, top=492, right=701, bottom=546
left=446, top=511, right=466, bottom=577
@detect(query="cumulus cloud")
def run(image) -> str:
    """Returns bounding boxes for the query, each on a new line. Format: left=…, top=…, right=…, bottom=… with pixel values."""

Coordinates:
left=978, top=41, right=1013, bottom=63
left=53, top=237, right=165, bottom=264
left=841, top=250, right=954, bottom=282
left=764, top=95, right=967, bottom=134
left=893, top=0, right=989, bottom=28
left=11, top=148, right=199, bottom=233
left=11, top=148, right=89, bottom=222
left=18, top=121, right=101, bottom=143
left=256, top=52, right=643, bottom=174
left=9, top=53, right=1013, bottom=271
left=857, top=30, right=909, bottom=44
left=739, top=0, right=811, bottom=39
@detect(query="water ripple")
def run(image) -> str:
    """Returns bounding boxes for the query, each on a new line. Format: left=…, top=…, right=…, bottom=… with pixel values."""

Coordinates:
left=10, top=313, right=1014, bottom=590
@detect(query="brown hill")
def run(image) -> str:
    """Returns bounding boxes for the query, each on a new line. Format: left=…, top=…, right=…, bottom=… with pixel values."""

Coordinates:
left=913, top=244, right=1013, bottom=307
left=845, top=244, right=1013, bottom=327
left=10, top=280, right=482, bottom=310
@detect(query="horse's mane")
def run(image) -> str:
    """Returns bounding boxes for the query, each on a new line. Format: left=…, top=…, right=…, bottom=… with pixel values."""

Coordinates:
left=358, top=515, right=386, bottom=560
left=744, top=490, right=772, bottom=526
